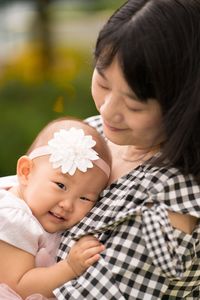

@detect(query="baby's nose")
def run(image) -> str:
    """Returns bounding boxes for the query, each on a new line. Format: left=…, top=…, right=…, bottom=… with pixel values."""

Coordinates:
left=58, top=198, right=73, bottom=212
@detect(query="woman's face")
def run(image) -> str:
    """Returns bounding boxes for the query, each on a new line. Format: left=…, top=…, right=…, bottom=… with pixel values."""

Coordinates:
left=91, top=58, right=164, bottom=148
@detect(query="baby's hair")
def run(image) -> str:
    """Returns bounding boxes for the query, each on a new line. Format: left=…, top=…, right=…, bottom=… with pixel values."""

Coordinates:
left=26, top=116, right=112, bottom=170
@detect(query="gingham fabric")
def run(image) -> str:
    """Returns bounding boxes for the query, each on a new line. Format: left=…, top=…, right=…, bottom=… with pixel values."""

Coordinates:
left=54, top=115, right=200, bottom=300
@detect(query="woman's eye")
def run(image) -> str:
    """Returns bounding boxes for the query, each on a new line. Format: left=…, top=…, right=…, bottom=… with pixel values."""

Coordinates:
left=98, top=82, right=109, bottom=90
left=126, top=104, right=143, bottom=112
left=129, top=107, right=142, bottom=112
left=56, top=182, right=66, bottom=190
left=100, top=85, right=109, bottom=90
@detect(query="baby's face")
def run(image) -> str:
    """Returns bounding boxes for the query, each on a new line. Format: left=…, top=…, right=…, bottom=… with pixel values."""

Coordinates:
left=23, top=156, right=108, bottom=233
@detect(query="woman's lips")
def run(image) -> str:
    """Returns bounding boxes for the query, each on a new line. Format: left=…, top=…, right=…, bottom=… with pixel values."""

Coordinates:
left=103, top=120, right=126, bottom=132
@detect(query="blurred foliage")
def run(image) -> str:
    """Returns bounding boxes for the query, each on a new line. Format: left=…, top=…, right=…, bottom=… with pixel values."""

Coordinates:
left=65, top=0, right=126, bottom=11
left=0, top=45, right=97, bottom=175
left=0, top=0, right=125, bottom=176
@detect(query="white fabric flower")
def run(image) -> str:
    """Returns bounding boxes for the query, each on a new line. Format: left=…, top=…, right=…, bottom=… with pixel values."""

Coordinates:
left=48, top=128, right=99, bottom=175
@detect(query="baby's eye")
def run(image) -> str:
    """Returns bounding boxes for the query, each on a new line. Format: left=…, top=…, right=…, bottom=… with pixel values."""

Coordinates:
left=80, top=196, right=95, bottom=203
left=56, top=182, right=66, bottom=190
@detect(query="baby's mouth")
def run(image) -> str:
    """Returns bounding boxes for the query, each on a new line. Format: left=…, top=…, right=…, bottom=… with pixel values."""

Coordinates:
left=49, top=211, right=65, bottom=221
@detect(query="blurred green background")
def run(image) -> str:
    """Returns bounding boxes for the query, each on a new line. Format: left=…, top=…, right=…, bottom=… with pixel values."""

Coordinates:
left=0, top=0, right=125, bottom=176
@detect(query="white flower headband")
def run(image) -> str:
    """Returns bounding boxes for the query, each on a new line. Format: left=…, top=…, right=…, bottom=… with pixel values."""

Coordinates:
left=28, top=128, right=110, bottom=178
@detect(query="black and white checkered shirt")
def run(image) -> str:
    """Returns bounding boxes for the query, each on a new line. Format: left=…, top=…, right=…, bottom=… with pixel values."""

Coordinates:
left=54, top=115, right=200, bottom=299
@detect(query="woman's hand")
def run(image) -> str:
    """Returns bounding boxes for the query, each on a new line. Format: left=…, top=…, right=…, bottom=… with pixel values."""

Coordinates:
left=66, top=235, right=105, bottom=277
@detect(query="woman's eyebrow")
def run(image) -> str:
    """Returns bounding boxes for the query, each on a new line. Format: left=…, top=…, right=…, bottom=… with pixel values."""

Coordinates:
left=96, top=66, right=107, bottom=79
left=122, top=90, right=139, bottom=100
left=96, top=65, right=139, bottom=100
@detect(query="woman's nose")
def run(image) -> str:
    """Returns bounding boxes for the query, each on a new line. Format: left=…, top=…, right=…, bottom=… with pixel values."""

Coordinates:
left=100, top=94, right=123, bottom=123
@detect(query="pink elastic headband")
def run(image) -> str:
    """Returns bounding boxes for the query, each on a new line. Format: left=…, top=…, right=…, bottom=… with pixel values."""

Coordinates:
left=29, top=146, right=110, bottom=178
left=28, top=128, right=110, bottom=178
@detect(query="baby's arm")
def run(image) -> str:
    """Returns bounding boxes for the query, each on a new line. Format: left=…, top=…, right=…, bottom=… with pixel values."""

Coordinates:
left=66, top=235, right=105, bottom=277
left=0, top=236, right=104, bottom=299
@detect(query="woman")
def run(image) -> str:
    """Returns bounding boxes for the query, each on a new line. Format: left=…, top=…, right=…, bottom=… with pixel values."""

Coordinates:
left=54, top=0, right=200, bottom=299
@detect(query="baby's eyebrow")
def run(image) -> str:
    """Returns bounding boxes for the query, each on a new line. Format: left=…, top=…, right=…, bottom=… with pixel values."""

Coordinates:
left=54, top=171, right=71, bottom=182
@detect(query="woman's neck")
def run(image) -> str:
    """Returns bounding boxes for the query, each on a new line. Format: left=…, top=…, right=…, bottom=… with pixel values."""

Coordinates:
left=107, top=142, right=161, bottom=184
left=121, top=144, right=160, bottom=162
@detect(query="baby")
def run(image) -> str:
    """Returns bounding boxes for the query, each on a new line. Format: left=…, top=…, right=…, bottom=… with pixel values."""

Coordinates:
left=0, top=117, right=111, bottom=299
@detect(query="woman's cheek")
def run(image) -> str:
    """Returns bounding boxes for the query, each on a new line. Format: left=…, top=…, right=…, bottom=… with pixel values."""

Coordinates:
left=92, top=88, right=103, bottom=111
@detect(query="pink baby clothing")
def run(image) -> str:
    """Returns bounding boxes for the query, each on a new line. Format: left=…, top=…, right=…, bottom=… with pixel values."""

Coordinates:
left=0, top=187, right=60, bottom=299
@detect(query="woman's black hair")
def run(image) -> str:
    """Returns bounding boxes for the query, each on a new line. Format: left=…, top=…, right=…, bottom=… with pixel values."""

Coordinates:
left=94, top=0, right=200, bottom=180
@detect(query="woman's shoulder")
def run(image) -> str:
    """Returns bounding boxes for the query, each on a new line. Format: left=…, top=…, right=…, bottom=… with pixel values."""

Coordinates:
left=84, top=115, right=104, bottom=135
left=142, top=163, right=200, bottom=216
left=144, top=163, right=200, bottom=190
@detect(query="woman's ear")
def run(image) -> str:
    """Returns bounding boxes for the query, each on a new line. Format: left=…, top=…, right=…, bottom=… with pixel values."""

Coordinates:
left=17, top=155, right=33, bottom=185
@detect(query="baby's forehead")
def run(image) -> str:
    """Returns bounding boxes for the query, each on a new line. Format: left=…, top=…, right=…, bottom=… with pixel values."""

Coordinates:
left=55, top=167, right=104, bottom=189
left=50, top=121, right=92, bottom=136
left=40, top=121, right=94, bottom=144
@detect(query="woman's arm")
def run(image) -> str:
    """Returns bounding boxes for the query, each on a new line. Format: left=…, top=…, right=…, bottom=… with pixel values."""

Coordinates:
left=0, top=236, right=104, bottom=299
left=145, top=202, right=198, bottom=235
left=168, top=210, right=198, bottom=234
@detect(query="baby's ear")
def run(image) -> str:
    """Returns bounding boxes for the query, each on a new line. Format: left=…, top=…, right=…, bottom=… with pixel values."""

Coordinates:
left=17, top=155, right=33, bottom=185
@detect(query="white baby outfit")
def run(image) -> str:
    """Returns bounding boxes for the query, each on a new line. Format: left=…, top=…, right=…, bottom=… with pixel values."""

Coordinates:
left=0, top=179, right=59, bottom=300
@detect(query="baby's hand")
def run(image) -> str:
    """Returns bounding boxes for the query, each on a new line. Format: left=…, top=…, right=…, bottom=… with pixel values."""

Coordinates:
left=66, top=235, right=105, bottom=277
